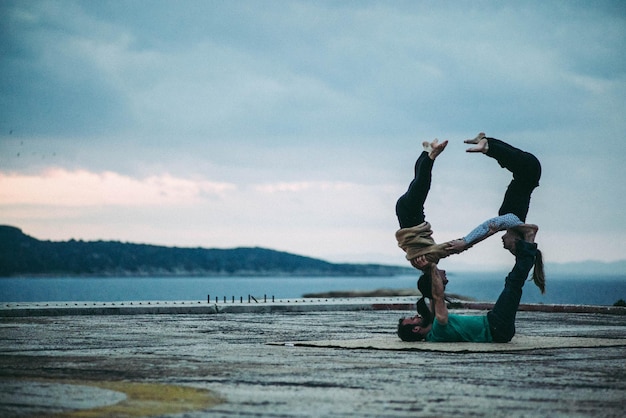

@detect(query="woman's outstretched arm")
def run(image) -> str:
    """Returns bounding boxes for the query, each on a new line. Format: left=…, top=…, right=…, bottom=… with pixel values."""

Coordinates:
left=447, top=213, right=523, bottom=254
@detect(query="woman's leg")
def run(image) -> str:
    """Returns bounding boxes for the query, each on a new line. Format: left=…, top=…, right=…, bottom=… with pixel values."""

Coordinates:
left=396, top=140, right=448, bottom=229
left=485, top=137, right=541, bottom=222
left=395, top=151, right=433, bottom=228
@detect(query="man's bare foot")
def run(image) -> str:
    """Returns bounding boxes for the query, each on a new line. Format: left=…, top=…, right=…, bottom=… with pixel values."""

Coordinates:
left=464, top=132, right=488, bottom=153
left=423, top=139, right=448, bottom=160
left=513, top=224, right=538, bottom=243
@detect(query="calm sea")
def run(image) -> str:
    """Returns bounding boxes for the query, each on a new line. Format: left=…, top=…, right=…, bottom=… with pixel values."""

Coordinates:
left=1, top=273, right=625, bottom=306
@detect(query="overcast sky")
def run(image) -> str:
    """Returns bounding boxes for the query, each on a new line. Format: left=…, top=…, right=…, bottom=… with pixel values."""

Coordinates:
left=1, top=0, right=625, bottom=271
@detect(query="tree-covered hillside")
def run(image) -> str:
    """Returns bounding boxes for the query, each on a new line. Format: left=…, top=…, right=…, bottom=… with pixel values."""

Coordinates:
left=0, top=225, right=411, bottom=277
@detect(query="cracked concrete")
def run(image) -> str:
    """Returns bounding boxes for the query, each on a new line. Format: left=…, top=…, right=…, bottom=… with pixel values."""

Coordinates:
left=1, top=304, right=625, bottom=417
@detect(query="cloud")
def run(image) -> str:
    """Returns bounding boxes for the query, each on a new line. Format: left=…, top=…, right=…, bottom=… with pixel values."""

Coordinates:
left=0, top=169, right=235, bottom=207
left=254, top=181, right=354, bottom=194
left=0, top=1, right=625, bottom=266
left=3, top=1, right=624, bottom=142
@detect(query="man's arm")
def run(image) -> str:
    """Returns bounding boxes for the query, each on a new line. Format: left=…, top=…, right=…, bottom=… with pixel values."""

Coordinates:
left=429, top=264, right=448, bottom=325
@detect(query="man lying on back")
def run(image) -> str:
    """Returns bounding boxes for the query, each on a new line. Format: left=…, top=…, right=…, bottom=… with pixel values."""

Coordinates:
left=397, top=224, right=538, bottom=343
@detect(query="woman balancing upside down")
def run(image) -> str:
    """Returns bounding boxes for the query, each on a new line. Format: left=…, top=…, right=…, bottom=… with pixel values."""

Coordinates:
left=394, top=134, right=544, bottom=312
left=394, top=138, right=451, bottom=322
left=448, top=133, right=545, bottom=293
left=394, top=138, right=451, bottom=268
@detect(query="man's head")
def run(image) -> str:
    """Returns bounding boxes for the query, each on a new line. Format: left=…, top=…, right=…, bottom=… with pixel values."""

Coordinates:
left=397, top=315, right=432, bottom=341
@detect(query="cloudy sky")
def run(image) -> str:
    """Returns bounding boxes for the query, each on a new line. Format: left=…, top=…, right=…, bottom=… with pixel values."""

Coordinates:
left=1, top=0, right=625, bottom=271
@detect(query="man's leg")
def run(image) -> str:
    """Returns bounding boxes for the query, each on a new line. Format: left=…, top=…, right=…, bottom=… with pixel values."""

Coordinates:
left=466, top=133, right=541, bottom=222
left=487, top=227, right=538, bottom=342
left=395, top=140, right=447, bottom=228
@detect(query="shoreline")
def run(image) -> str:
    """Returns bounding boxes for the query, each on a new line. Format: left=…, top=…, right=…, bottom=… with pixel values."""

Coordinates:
left=2, top=297, right=625, bottom=317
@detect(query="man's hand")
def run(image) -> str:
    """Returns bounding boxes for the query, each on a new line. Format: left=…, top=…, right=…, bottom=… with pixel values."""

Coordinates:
left=410, top=255, right=431, bottom=270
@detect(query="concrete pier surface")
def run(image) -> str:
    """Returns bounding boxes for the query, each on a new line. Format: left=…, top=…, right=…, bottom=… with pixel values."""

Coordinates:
left=1, top=299, right=625, bottom=417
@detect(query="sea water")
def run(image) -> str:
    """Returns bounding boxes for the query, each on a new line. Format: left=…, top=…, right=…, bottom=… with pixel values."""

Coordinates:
left=1, top=273, right=625, bottom=306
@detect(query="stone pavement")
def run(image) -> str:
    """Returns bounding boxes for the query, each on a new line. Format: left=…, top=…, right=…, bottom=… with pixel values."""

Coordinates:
left=1, top=300, right=625, bottom=417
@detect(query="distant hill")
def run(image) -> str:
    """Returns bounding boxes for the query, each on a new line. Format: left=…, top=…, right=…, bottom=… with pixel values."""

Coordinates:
left=545, top=260, right=626, bottom=276
left=0, top=225, right=413, bottom=278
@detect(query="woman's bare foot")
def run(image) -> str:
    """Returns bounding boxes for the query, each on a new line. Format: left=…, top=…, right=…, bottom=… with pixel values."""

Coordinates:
left=423, top=139, right=449, bottom=160
left=464, top=132, right=489, bottom=153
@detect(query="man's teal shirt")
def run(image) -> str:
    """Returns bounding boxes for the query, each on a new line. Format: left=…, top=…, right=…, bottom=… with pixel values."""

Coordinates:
left=426, top=313, right=493, bottom=342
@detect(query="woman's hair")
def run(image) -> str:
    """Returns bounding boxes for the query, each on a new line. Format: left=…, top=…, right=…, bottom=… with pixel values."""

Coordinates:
left=416, top=297, right=432, bottom=325
left=509, top=228, right=546, bottom=293
left=533, top=249, right=545, bottom=294
left=417, top=272, right=433, bottom=299
left=418, top=270, right=450, bottom=302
